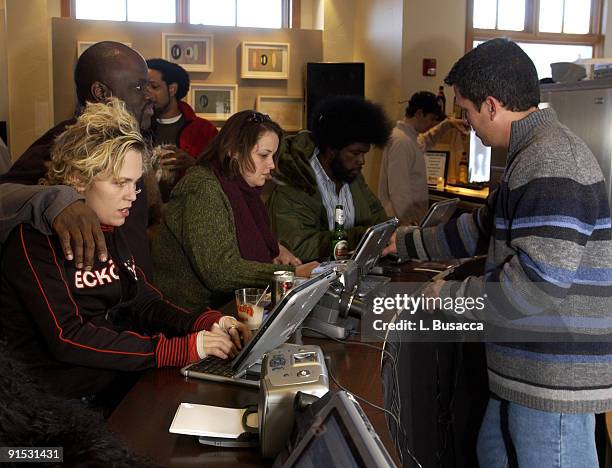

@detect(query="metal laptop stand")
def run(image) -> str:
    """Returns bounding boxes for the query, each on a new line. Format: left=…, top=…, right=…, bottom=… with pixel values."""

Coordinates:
left=301, top=218, right=398, bottom=339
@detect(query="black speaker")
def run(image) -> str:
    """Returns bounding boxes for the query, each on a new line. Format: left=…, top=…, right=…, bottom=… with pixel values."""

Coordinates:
left=305, top=62, right=365, bottom=130
left=0, top=121, right=6, bottom=146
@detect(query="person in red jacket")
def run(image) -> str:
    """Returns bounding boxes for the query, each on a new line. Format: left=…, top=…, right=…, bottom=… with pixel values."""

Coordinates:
left=0, top=98, right=251, bottom=403
left=146, top=58, right=219, bottom=201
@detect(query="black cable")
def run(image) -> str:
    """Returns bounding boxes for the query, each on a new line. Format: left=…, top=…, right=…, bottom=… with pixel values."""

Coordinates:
left=325, top=358, right=423, bottom=468
left=301, top=326, right=392, bottom=357
left=302, top=326, right=423, bottom=468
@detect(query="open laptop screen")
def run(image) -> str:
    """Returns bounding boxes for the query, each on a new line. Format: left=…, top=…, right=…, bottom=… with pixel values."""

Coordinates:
left=293, top=411, right=365, bottom=468
left=284, top=391, right=396, bottom=468
left=229, top=269, right=339, bottom=373
left=351, top=218, right=398, bottom=275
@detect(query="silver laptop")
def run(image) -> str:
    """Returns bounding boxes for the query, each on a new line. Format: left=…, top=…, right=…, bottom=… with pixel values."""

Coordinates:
left=419, top=198, right=459, bottom=228
left=351, top=217, right=399, bottom=277
left=314, top=218, right=399, bottom=281
left=181, top=270, right=340, bottom=387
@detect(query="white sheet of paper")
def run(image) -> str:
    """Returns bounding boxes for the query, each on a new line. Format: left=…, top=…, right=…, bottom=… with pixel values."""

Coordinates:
left=169, top=403, right=257, bottom=439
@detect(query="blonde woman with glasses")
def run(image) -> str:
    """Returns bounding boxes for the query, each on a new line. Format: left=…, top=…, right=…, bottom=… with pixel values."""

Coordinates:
left=0, top=98, right=250, bottom=406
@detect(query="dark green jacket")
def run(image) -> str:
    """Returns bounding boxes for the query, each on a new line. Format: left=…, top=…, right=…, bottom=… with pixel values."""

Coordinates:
left=152, top=166, right=292, bottom=311
left=266, top=132, right=388, bottom=262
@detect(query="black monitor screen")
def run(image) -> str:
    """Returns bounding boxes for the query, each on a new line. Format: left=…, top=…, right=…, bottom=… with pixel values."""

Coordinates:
left=306, top=63, right=365, bottom=130
left=294, top=410, right=365, bottom=468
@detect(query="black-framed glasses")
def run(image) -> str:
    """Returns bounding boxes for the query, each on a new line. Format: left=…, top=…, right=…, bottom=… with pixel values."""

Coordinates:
left=246, top=112, right=272, bottom=123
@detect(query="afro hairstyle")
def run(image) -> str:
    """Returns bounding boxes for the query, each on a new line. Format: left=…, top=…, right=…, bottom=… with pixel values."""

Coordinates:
left=310, top=95, right=392, bottom=152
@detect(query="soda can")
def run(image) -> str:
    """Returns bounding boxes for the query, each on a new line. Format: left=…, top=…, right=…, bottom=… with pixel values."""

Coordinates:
left=272, top=270, right=295, bottom=306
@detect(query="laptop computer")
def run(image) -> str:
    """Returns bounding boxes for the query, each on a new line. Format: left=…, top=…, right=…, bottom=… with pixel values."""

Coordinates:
left=181, top=269, right=340, bottom=388
left=351, top=217, right=399, bottom=278
left=313, top=218, right=399, bottom=288
left=279, top=391, right=396, bottom=468
left=419, top=198, right=459, bottom=228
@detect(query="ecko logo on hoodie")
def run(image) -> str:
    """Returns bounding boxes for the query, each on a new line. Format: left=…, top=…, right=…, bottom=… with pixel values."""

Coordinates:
left=74, top=259, right=120, bottom=289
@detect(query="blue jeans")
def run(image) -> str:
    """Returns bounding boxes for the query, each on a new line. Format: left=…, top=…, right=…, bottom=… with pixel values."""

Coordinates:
left=477, top=397, right=598, bottom=468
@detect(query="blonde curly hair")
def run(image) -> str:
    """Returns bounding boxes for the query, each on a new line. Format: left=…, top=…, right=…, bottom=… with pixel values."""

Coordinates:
left=44, top=98, right=150, bottom=189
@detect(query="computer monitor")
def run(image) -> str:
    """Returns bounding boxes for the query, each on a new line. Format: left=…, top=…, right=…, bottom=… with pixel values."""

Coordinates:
left=281, top=391, right=396, bottom=468
left=468, top=130, right=491, bottom=183
left=351, top=218, right=398, bottom=279
left=306, top=63, right=365, bottom=129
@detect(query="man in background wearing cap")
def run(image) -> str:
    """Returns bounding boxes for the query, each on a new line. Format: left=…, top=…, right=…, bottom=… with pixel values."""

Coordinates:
left=378, top=91, right=466, bottom=225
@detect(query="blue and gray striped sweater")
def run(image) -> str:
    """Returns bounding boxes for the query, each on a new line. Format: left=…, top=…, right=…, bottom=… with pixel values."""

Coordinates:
left=398, top=108, right=612, bottom=413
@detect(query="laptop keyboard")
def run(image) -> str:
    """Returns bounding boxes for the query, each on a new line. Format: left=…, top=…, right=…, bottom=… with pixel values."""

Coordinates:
left=187, top=356, right=234, bottom=377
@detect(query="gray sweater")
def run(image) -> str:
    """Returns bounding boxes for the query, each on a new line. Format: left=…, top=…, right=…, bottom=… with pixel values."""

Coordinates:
left=398, top=108, right=612, bottom=413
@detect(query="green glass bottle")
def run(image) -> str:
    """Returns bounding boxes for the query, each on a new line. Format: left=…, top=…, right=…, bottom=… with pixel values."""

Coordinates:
left=331, top=204, right=349, bottom=260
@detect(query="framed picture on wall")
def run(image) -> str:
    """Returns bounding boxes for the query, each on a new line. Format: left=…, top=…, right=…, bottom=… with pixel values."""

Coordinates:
left=77, top=41, right=132, bottom=57
left=256, top=95, right=303, bottom=132
left=189, top=83, right=237, bottom=121
left=241, top=42, right=290, bottom=79
left=162, top=33, right=213, bottom=72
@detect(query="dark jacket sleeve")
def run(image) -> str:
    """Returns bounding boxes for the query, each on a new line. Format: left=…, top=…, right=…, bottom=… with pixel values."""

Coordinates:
left=267, top=185, right=332, bottom=262
left=0, top=184, right=83, bottom=244
left=6, top=225, right=159, bottom=372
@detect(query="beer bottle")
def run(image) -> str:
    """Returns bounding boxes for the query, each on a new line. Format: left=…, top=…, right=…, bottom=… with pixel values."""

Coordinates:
left=331, top=204, right=349, bottom=260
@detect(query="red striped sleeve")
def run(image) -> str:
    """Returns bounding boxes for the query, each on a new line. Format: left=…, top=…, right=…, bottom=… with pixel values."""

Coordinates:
left=155, top=334, right=200, bottom=367
left=191, top=309, right=223, bottom=332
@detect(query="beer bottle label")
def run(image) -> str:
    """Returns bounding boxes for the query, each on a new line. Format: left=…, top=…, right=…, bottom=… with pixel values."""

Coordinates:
left=333, top=239, right=349, bottom=260
left=335, top=207, right=345, bottom=226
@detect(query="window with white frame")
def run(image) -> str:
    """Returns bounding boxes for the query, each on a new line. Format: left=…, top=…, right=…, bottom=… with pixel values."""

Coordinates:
left=189, top=0, right=286, bottom=28
left=75, top=0, right=176, bottom=22
left=74, top=0, right=289, bottom=28
left=468, top=0, right=603, bottom=79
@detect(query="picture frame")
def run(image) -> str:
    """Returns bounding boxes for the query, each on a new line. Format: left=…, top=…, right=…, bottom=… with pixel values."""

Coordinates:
left=77, top=41, right=132, bottom=57
left=256, top=96, right=303, bottom=132
left=424, top=150, right=449, bottom=186
left=189, top=83, right=237, bottom=121
left=162, top=33, right=213, bottom=72
left=241, top=42, right=290, bottom=79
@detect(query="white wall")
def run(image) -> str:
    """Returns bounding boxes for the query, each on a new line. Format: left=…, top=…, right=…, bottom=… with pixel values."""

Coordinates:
left=603, top=0, right=612, bottom=56
left=300, top=0, right=323, bottom=30
left=402, top=0, right=467, bottom=108
left=4, top=0, right=60, bottom=159
left=353, top=0, right=403, bottom=186
left=322, top=0, right=356, bottom=62
left=320, top=0, right=466, bottom=189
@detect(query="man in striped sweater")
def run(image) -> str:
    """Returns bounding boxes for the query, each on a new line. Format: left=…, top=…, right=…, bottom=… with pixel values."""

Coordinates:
left=387, top=38, right=612, bottom=466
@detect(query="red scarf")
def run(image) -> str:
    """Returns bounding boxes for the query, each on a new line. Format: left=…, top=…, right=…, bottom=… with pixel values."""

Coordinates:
left=209, top=162, right=279, bottom=263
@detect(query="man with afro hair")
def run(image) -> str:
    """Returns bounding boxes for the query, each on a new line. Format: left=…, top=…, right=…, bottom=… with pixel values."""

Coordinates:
left=267, top=95, right=392, bottom=262
left=146, top=58, right=218, bottom=200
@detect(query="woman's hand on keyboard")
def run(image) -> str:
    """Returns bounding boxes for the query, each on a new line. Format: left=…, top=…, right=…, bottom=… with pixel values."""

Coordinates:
left=216, top=317, right=253, bottom=351
left=197, top=330, right=237, bottom=359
